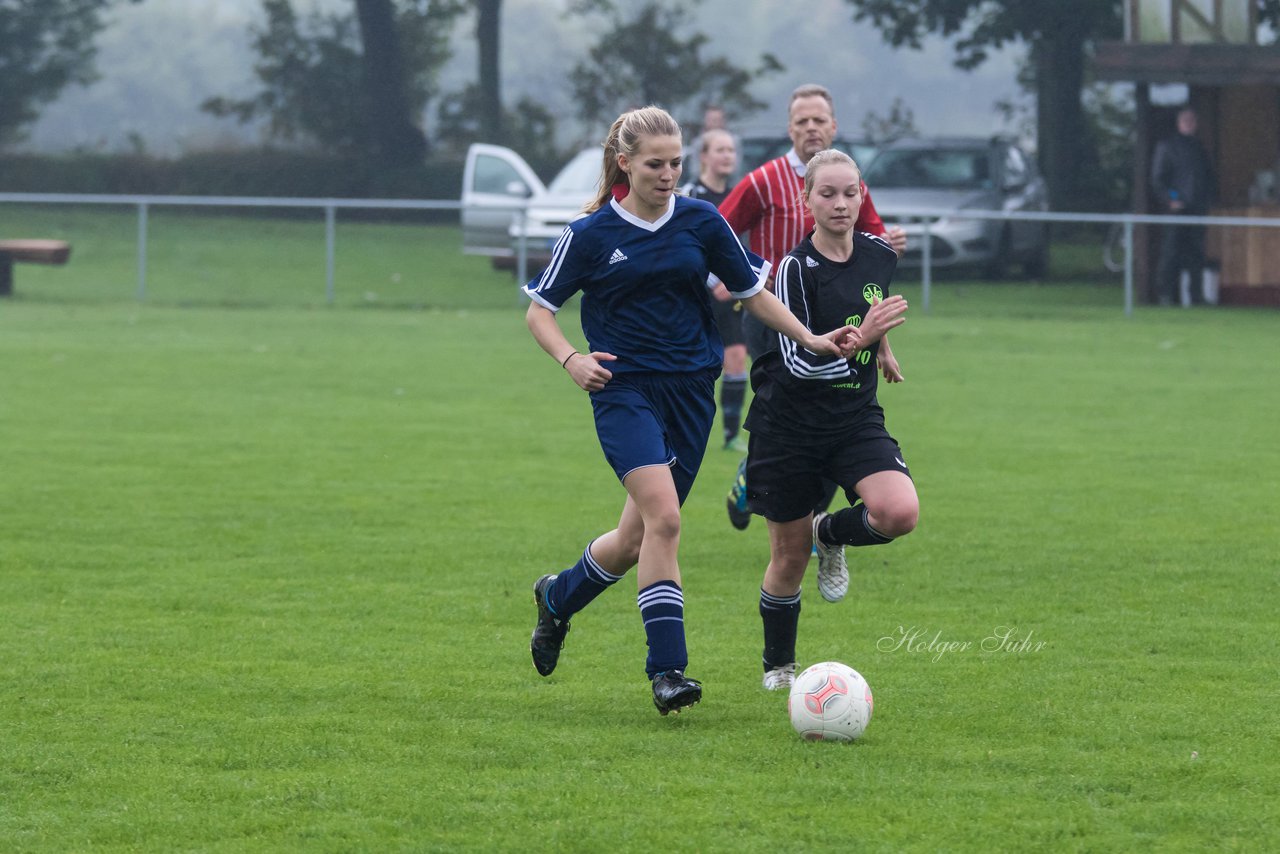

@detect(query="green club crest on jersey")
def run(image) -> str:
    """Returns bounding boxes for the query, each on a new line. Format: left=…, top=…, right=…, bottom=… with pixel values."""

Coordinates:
left=863, top=283, right=883, bottom=303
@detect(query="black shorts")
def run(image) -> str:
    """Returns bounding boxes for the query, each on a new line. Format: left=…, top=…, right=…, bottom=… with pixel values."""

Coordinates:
left=746, top=423, right=911, bottom=523
left=712, top=297, right=745, bottom=348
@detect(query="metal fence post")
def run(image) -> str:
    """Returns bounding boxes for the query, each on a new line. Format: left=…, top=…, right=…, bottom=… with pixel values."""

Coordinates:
left=516, top=208, right=529, bottom=288
left=921, top=220, right=932, bottom=314
left=136, top=202, right=148, bottom=301
left=325, top=204, right=336, bottom=304
left=1123, top=218, right=1135, bottom=317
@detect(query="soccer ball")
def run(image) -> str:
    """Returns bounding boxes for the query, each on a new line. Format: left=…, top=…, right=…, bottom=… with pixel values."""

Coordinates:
left=788, top=661, right=873, bottom=742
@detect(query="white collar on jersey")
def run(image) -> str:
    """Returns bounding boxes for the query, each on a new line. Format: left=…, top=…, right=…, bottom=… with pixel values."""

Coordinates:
left=610, top=195, right=676, bottom=231
left=786, top=148, right=806, bottom=178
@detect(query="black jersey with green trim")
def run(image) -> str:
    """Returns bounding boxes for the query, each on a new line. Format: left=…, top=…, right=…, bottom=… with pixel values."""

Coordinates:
left=744, top=231, right=898, bottom=440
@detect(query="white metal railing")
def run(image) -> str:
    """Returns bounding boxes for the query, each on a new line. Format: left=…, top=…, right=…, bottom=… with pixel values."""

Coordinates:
left=0, top=192, right=468, bottom=303
left=879, top=207, right=1280, bottom=316
left=5, top=191, right=1280, bottom=314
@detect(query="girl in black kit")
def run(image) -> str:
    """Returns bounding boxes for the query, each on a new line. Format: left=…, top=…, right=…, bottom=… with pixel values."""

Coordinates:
left=743, top=149, right=918, bottom=691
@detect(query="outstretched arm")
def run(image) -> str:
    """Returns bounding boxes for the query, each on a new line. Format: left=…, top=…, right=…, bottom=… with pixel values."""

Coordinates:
left=740, top=288, right=855, bottom=358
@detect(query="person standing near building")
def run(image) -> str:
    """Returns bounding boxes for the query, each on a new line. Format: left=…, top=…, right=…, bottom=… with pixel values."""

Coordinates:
left=719, top=83, right=906, bottom=533
left=683, top=128, right=750, bottom=451
left=742, top=149, right=917, bottom=690
left=1151, top=106, right=1215, bottom=306
left=524, top=106, right=858, bottom=716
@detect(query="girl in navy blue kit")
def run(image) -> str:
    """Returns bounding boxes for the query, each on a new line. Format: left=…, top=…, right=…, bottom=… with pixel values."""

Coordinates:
left=523, top=107, right=857, bottom=715
left=742, top=149, right=917, bottom=692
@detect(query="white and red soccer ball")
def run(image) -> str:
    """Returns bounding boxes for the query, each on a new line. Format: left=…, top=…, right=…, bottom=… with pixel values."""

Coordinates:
left=788, top=661, right=874, bottom=742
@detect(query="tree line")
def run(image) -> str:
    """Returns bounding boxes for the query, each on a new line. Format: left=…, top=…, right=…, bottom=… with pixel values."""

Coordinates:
left=4, top=0, right=1275, bottom=210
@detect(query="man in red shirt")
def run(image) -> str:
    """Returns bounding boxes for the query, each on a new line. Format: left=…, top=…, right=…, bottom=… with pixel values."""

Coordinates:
left=719, top=83, right=905, bottom=278
left=721, top=83, right=906, bottom=532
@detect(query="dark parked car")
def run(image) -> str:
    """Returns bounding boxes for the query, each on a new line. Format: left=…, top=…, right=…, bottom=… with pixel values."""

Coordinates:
left=860, top=137, right=1050, bottom=278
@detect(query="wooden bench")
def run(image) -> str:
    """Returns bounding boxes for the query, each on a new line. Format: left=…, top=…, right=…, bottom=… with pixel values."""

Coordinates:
left=0, top=239, right=72, bottom=296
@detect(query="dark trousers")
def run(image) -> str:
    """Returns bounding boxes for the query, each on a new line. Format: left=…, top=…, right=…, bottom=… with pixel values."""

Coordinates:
left=1155, top=222, right=1207, bottom=306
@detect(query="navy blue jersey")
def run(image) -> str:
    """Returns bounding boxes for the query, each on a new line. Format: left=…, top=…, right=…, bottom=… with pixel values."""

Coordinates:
left=745, top=231, right=898, bottom=440
left=523, top=195, right=768, bottom=375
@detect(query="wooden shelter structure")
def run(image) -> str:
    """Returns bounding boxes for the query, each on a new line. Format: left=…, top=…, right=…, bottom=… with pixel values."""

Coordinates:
left=1094, top=0, right=1280, bottom=305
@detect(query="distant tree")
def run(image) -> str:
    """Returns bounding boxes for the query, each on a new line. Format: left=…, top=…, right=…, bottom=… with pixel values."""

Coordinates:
left=566, top=0, right=783, bottom=130
left=842, top=0, right=1122, bottom=210
left=203, top=2, right=361, bottom=151
left=475, top=0, right=504, bottom=143
left=436, top=85, right=562, bottom=173
left=859, top=97, right=919, bottom=146
left=203, top=0, right=463, bottom=162
left=996, top=57, right=1135, bottom=212
left=437, top=0, right=569, bottom=167
left=0, top=0, right=140, bottom=146
left=1083, top=82, right=1137, bottom=210
left=355, top=0, right=427, bottom=164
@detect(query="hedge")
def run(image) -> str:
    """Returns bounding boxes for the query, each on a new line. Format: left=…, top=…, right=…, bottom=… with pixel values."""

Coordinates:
left=0, top=150, right=467, bottom=202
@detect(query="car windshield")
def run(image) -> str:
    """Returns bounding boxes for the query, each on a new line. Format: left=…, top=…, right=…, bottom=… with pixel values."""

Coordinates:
left=862, top=148, right=992, bottom=190
left=547, top=149, right=603, bottom=196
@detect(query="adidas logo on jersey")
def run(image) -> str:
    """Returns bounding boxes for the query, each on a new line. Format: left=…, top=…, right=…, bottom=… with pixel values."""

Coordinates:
left=805, top=256, right=819, bottom=267
left=609, top=248, right=628, bottom=265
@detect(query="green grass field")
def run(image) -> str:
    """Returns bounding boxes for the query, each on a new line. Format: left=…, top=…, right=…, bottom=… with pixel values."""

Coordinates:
left=0, top=203, right=520, bottom=310
left=2, top=209, right=1278, bottom=851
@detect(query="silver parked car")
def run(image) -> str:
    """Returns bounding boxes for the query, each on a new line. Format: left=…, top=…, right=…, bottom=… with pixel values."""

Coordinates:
left=460, top=143, right=602, bottom=272
left=860, top=137, right=1050, bottom=278
left=461, top=137, right=880, bottom=273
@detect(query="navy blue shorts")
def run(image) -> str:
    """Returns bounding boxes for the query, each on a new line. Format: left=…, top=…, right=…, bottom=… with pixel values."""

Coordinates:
left=746, top=422, right=912, bottom=523
left=590, top=369, right=718, bottom=505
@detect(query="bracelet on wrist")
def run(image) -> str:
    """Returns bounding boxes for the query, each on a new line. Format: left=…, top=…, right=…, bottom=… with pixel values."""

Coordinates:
left=560, top=351, right=578, bottom=369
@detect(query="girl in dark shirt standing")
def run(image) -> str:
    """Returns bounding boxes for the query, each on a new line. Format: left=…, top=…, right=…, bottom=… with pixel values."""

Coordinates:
left=742, top=149, right=917, bottom=691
